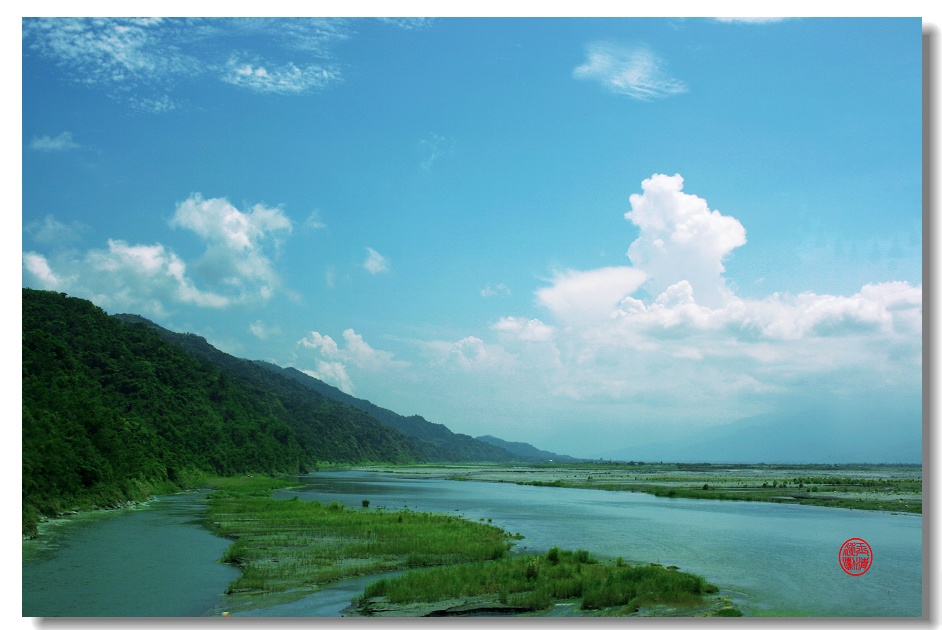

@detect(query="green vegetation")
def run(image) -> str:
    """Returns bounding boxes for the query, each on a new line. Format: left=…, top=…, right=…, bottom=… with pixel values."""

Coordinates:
left=200, top=476, right=732, bottom=617
left=203, top=475, right=511, bottom=610
left=417, top=462, right=922, bottom=514
left=517, top=476, right=922, bottom=514
left=22, top=289, right=436, bottom=536
left=356, top=546, right=722, bottom=616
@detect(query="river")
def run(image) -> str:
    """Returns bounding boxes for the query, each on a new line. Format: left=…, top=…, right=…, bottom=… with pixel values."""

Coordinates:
left=22, top=471, right=922, bottom=617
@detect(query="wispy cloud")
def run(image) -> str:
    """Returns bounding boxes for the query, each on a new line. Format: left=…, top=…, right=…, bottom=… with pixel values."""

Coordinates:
left=24, top=215, right=90, bottom=244
left=304, top=210, right=328, bottom=230
left=28, top=131, right=79, bottom=151
left=23, top=18, right=351, bottom=110
left=221, top=57, right=340, bottom=94
left=378, top=18, right=434, bottom=31
left=419, top=133, right=455, bottom=170
left=249, top=320, right=281, bottom=340
left=573, top=42, right=687, bottom=101
left=363, top=247, right=390, bottom=274
left=713, top=17, right=791, bottom=24
left=481, top=283, right=511, bottom=298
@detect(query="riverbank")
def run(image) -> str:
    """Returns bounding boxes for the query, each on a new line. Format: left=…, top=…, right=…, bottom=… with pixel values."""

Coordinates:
left=354, top=462, right=922, bottom=514
left=204, top=474, right=738, bottom=617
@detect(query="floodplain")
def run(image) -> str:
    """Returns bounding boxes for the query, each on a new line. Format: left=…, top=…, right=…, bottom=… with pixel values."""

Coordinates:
left=357, top=462, right=922, bottom=514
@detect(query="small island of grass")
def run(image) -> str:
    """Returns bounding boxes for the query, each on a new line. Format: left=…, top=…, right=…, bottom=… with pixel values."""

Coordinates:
left=204, top=475, right=737, bottom=617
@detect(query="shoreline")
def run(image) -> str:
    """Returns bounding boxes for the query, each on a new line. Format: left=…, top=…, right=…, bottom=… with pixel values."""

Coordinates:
left=352, top=463, right=923, bottom=515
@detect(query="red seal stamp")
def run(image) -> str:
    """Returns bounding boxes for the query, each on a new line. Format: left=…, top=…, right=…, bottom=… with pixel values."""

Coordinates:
left=838, top=537, right=873, bottom=576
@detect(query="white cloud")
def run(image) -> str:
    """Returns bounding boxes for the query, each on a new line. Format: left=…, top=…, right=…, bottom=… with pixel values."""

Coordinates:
left=23, top=252, right=65, bottom=289
left=221, top=57, right=340, bottom=94
left=304, top=210, right=327, bottom=230
left=419, top=133, right=455, bottom=170
left=625, top=173, right=746, bottom=308
left=249, top=320, right=281, bottom=340
left=28, top=132, right=79, bottom=151
left=363, top=247, right=390, bottom=274
left=21, top=194, right=293, bottom=318
left=24, top=215, right=90, bottom=244
left=481, top=283, right=511, bottom=298
left=492, top=317, right=555, bottom=342
left=22, top=18, right=350, bottom=110
left=713, top=17, right=790, bottom=24
left=171, top=193, right=292, bottom=301
left=573, top=43, right=687, bottom=101
left=378, top=18, right=434, bottom=30
left=536, top=266, right=646, bottom=325
left=419, top=173, right=921, bottom=433
left=302, top=362, right=354, bottom=394
left=297, top=328, right=409, bottom=393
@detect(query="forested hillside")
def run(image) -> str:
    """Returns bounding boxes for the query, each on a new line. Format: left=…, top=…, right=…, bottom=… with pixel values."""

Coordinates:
left=116, top=314, right=520, bottom=463
left=22, top=289, right=422, bottom=535
left=254, top=362, right=518, bottom=462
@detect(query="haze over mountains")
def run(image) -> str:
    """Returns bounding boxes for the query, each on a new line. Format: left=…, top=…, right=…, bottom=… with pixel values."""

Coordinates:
left=600, top=409, right=922, bottom=464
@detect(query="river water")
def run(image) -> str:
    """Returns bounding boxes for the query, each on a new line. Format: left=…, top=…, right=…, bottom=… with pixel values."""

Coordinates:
left=22, top=471, right=923, bottom=618
left=21, top=491, right=238, bottom=617
left=275, top=471, right=923, bottom=617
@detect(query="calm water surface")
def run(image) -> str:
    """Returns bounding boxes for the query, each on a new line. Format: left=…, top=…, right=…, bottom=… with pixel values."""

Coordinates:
left=22, top=491, right=238, bottom=617
left=276, top=470, right=923, bottom=617
left=22, top=472, right=923, bottom=618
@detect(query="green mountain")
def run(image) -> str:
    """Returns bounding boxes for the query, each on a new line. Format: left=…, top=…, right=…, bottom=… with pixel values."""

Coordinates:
left=22, top=289, right=422, bottom=535
left=21, top=289, right=579, bottom=536
left=114, top=314, right=520, bottom=463
left=253, top=362, right=518, bottom=463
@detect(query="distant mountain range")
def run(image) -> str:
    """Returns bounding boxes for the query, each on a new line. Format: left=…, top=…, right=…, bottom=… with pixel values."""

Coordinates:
left=476, top=435, right=579, bottom=463
left=114, top=312, right=566, bottom=465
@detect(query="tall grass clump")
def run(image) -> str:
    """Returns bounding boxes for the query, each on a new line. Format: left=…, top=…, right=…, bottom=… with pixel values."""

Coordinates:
left=357, top=548, right=721, bottom=615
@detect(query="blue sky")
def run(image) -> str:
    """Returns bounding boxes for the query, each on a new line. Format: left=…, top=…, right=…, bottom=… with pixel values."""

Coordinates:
left=21, top=15, right=924, bottom=459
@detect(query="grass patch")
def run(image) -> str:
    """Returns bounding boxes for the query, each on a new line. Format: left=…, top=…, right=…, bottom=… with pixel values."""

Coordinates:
left=204, top=475, right=512, bottom=607
left=356, top=547, right=722, bottom=615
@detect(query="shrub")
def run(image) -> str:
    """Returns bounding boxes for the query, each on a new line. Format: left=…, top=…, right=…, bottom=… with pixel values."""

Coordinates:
left=361, top=499, right=370, bottom=508
left=524, top=558, right=540, bottom=581
left=546, top=546, right=561, bottom=565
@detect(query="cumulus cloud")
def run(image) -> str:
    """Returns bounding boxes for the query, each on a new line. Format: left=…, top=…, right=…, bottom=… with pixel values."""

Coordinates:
left=573, top=43, right=687, bottom=101
left=23, top=252, right=65, bottom=290
left=29, top=132, right=79, bottom=151
left=171, top=193, right=292, bottom=301
left=21, top=194, right=292, bottom=318
left=626, top=173, right=746, bottom=308
left=536, top=266, right=646, bottom=325
left=23, top=240, right=230, bottom=318
left=363, top=247, right=390, bottom=274
left=301, top=362, right=355, bottom=394
left=426, top=173, right=921, bottom=428
left=297, top=328, right=409, bottom=392
left=492, top=317, right=554, bottom=342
